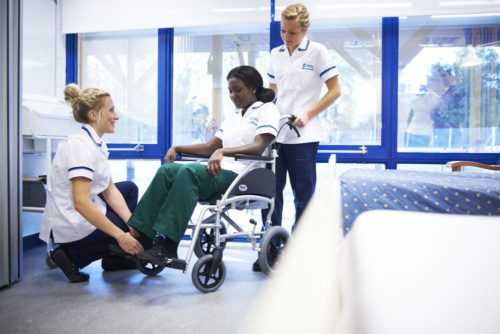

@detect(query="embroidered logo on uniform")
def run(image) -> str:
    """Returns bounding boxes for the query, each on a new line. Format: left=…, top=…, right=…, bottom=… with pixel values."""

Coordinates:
left=239, top=184, right=248, bottom=192
left=248, top=117, right=258, bottom=126
left=301, top=63, right=314, bottom=71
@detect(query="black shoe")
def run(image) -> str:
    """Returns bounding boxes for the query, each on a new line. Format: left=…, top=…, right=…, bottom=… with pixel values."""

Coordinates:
left=252, top=259, right=261, bottom=272
left=109, top=243, right=134, bottom=260
left=137, top=234, right=178, bottom=262
left=101, top=255, right=137, bottom=271
left=50, top=246, right=89, bottom=283
left=137, top=231, right=153, bottom=250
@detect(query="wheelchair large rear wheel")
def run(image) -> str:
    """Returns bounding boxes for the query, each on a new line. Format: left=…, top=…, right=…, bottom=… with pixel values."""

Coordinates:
left=193, top=216, right=227, bottom=258
left=258, top=226, right=290, bottom=276
left=135, top=259, right=165, bottom=276
left=191, top=254, right=226, bottom=293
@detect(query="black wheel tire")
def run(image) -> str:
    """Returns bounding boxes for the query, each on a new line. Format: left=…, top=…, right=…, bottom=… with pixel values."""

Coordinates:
left=193, top=216, right=227, bottom=258
left=45, top=252, right=57, bottom=269
left=191, top=255, right=226, bottom=293
left=258, top=226, right=290, bottom=276
left=135, top=258, right=165, bottom=276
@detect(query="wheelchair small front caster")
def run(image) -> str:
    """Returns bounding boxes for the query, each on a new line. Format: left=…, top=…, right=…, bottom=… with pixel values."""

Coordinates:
left=193, top=216, right=227, bottom=258
left=191, top=254, right=226, bottom=293
left=45, top=252, right=57, bottom=269
left=135, top=259, right=165, bottom=276
left=258, top=226, right=290, bottom=276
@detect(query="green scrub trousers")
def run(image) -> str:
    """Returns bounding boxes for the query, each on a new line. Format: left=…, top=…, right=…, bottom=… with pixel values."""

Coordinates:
left=127, top=163, right=237, bottom=243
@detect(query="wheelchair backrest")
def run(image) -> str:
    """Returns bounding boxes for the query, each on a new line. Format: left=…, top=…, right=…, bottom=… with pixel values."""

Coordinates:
left=227, top=167, right=276, bottom=198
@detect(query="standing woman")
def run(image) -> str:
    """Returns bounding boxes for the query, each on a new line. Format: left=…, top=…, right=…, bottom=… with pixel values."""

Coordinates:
left=39, top=84, right=146, bottom=283
left=266, top=3, right=341, bottom=230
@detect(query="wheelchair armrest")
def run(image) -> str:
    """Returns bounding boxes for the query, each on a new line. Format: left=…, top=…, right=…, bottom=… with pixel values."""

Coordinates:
left=178, top=153, right=210, bottom=161
left=234, top=154, right=273, bottom=162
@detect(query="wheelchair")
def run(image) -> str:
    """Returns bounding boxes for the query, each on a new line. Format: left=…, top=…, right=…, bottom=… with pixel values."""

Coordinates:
left=135, top=115, right=299, bottom=293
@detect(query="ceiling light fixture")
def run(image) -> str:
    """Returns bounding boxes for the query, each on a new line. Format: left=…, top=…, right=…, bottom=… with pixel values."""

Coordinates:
left=317, top=2, right=412, bottom=9
left=212, top=8, right=257, bottom=13
left=439, top=0, right=500, bottom=7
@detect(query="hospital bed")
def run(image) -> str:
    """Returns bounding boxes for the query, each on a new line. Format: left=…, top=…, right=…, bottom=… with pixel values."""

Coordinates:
left=339, top=167, right=500, bottom=234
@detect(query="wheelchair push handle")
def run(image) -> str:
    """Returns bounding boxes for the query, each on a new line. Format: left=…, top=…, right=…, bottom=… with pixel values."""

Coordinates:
left=279, top=114, right=300, bottom=138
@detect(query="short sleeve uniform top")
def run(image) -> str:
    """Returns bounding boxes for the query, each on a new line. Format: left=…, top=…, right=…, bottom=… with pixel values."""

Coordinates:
left=268, top=37, right=339, bottom=144
left=215, top=101, right=279, bottom=174
left=40, top=125, right=111, bottom=243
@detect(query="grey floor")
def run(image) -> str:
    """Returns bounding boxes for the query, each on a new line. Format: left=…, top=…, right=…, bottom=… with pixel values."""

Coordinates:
left=0, top=242, right=267, bottom=334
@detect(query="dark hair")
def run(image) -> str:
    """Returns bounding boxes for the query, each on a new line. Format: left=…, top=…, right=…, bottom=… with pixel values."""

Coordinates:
left=226, top=66, right=275, bottom=103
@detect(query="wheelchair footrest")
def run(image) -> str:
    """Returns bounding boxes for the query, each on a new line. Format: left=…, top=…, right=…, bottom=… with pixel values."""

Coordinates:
left=164, top=258, right=187, bottom=271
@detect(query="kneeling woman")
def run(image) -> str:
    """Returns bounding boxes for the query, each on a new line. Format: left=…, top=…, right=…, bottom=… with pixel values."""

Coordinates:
left=127, top=65, right=279, bottom=261
left=40, top=84, right=146, bottom=282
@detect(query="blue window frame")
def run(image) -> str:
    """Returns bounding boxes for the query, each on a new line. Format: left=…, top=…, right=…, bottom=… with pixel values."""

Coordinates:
left=66, top=8, right=499, bottom=169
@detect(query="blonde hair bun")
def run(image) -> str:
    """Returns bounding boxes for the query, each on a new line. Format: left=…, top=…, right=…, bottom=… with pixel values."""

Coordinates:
left=64, top=83, right=81, bottom=105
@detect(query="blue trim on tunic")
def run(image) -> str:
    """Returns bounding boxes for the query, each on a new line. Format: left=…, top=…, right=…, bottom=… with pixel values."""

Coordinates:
left=257, top=125, right=278, bottom=133
left=81, top=126, right=102, bottom=147
left=252, top=103, right=265, bottom=109
left=320, top=66, right=337, bottom=77
left=68, top=166, right=94, bottom=173
left=298, top=39, right=310, bottom=51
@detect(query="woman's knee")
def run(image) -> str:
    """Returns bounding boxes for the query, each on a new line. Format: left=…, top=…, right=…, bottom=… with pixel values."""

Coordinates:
left=115, top=181, right=138, bottom=201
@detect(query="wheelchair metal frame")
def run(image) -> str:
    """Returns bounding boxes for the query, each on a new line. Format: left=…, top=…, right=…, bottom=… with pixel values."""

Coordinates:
left=182, top=149, right=278, bottom=271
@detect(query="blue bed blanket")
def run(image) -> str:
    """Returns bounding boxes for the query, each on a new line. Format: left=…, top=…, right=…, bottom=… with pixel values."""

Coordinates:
left=340, top=169, right=500, bottom=234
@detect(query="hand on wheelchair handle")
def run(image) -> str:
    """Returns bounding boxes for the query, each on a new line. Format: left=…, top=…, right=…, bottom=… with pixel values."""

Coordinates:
left=293, top=112, right=310, bottom=128
left=286, top=114, right=301, bottom=138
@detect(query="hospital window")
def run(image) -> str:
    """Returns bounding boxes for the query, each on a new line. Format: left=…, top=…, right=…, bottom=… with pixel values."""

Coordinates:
left=309, top=18, right=383, bottom=146
left=398, top=15, right=500, bottom=153
left=108, top=160, right=162, bottom=199
left=172, top=23, right=270, bottom=145
left=81, top=30, right=159, bottom=145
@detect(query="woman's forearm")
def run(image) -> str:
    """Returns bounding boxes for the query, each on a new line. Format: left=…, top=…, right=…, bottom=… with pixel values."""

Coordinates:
left=219, top=133, right=274, bottom=157
left=72, top=177, right=126, bottom=240
left=305, top=76, right=341, bottom=119
left=173, top=143, right=216, bottom=156
left=102, top=182, right=132, bottom=223
left=74, top=197, right=126, bottom=240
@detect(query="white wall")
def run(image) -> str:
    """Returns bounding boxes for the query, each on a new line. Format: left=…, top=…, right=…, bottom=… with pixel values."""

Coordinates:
left=23, top=0, right=65, bottom=98
left=62, top=0, right=500, bottom=34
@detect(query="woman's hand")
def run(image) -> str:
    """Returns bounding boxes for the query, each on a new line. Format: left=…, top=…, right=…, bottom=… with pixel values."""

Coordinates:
left=117, top=232, right=144, bottom=255
left=293, top=112, right=312, bottom=127
left=164, top=147, right=177, bottom=164
left=207, top=149, right=224, bottom=177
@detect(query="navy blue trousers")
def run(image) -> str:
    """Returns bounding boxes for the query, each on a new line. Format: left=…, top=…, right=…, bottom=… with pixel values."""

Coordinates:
left=63, top=181, right=138, bottom=269
left=262, top=142, right=319, bottom=229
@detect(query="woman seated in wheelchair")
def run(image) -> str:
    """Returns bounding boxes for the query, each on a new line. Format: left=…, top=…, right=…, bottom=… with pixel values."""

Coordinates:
left=127, top=65, right=279, bottom=262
